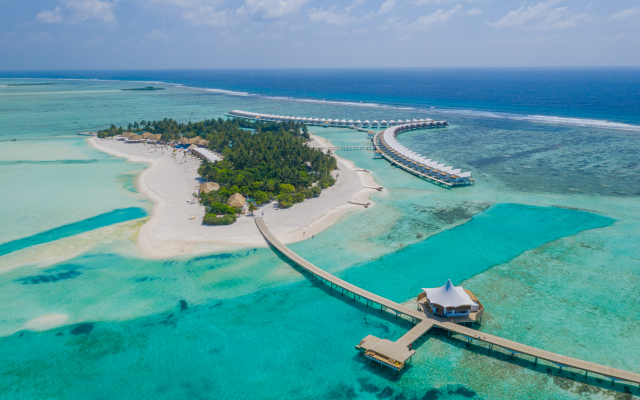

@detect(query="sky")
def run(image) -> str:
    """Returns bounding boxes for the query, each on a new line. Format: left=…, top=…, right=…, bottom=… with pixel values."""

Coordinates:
left=1, top=0, right=639, bottom=69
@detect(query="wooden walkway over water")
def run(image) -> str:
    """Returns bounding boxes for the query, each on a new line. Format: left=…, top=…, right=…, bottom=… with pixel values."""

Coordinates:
left=319, top=146, right=375, bottom=151
left=255, top=217, right=640, bottom=385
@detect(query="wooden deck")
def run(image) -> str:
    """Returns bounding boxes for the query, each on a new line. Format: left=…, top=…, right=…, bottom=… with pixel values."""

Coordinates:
left=395, top=320, right=435, bottom=347
left=254, top=217, right=640, bottom=384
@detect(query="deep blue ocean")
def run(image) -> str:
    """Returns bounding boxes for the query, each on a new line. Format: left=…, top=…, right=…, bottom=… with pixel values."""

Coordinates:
left=2, top=68, right=639, bottom=125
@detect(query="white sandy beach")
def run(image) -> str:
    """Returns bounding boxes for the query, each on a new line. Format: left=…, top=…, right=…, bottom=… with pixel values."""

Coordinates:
left=88, top=135, right=381, bottom=258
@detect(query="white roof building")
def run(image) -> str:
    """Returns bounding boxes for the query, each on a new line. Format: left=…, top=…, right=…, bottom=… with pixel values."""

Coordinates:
left=422, top=280, right=479, bottom=314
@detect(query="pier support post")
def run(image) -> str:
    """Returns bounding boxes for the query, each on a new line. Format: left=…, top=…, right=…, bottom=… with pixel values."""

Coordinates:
left=534, top=357, right=537, bottom=365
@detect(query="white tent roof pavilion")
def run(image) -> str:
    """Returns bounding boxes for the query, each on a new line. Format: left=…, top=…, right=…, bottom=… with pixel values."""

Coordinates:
left=422, top=279, right=477, bottom=310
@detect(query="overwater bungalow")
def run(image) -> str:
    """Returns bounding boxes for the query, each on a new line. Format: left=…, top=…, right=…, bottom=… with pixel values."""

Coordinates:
left=348, top=119, right=355, bottom=127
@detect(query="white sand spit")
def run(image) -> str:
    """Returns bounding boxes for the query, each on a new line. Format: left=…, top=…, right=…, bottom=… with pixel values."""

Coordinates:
left=88, top=134, right=381, bottom=258
left=22, top=314, right=70, bottom=331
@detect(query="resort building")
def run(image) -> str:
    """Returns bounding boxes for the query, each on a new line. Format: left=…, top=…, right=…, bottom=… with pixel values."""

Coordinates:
left=190, top=147, right=222, bottom=163
left=417, top=280, right=483, bottom=323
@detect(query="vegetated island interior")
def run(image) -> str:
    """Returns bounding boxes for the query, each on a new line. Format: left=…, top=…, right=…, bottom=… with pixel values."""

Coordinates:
left=121, top=86, right=165, bottom=91
left=98, top=118, right=337, bottom=225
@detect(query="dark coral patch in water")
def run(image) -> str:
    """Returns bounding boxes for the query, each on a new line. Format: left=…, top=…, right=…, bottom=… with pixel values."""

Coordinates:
left=357, top=378, right=380, bottom=393
left=377, top=386, right=394, bottom=399
left=447, top=385, right=477, bottom=398
left=17, top=268, right=82, bottom=285
left=421, top=389, right=440, bottom=400
left=327, top=383, right=358, bottom=400
left=180, top=300, right=188, bottom=311
left=135, top=276, right=159, bottom=282
left=70, top=323, right=94, bottom=335
left=185, top=253, right=235, bottom=265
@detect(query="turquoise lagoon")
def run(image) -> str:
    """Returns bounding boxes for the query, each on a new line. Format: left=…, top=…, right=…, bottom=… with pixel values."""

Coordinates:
left=1, top=79, right=640, bottom=399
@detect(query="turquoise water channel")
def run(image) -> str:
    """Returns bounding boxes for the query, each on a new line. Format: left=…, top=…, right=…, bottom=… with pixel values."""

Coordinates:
left=0, top=78, right=639, bottom=399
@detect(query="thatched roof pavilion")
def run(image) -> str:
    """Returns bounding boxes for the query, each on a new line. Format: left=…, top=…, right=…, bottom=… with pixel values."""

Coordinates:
left=200, top=182, right=220, bottom=194
left=228, top=193, right=246, bottom=208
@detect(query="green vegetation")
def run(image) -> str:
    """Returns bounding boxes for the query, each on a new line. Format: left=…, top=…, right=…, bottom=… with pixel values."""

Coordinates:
left=97, top=124, right=125, bottom=138
left=195, top=118, right=335, bottom=212
left=203, top=213, right=237, bottom=226
left=122, top=86, right=165, bottom=91
left=102, top=117, right=336, bottom=225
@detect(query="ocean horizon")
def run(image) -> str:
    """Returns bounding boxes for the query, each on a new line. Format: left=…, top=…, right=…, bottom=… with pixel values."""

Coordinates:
left=2, top=67, right=640, bottom=128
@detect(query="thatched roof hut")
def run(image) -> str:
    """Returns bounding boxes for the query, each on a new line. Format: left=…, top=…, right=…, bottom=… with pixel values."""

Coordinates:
left=228, top=193, right=246, bottom=208
left=200, top=182, right=220, bottom=194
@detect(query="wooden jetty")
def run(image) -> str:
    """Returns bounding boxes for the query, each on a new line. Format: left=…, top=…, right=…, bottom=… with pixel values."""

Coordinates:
left=319, top=146, right=375, bottom=151
left=255, top=217, right=640, bottom=385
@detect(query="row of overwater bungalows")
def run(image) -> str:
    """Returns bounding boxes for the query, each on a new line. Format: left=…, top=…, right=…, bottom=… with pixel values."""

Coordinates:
left=379, top=123, right=472, bottom=184
left=228, top=110, right=447, bottom=129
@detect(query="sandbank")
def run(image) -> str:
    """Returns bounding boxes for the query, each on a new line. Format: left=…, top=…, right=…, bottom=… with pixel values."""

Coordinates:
left=88, top=134, right=381, bottom=258
left=22, top=314, right=70, bottom=332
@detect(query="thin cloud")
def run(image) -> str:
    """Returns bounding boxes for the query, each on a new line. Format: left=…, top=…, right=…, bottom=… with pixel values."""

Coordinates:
left=183, top=6, right=230, bottom=26
left=610, top=7, right=639, bottom=19
left=489, top=0, right=586, bottom=29
left=144, top=28, right=173, bottom=40
left=378, top=0, right=397, bottom=15
left=37, top=0, right=119, bottom=24
left=240, top=0, right=309, bottom=20
left=37, top=7, right=65, bottom=23
left=404, top=4, right=462, bottom=30
left=308, top=0, right=364, bottom=26
left=155, top=0, right=231, bottom=26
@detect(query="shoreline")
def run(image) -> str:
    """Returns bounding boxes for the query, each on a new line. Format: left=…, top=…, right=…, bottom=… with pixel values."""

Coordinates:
left=88, top=135, right=382, bottom=258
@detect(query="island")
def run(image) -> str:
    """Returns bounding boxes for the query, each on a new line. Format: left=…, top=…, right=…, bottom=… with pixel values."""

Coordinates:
left=97, top=118, right=337, bottom=225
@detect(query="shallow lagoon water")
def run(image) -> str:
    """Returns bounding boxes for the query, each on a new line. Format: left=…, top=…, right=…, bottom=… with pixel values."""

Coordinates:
left=0, top=79, right=639, bottom=399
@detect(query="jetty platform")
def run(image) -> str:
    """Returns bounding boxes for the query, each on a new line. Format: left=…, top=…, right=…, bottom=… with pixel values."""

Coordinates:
left=255, top=217, right=640, bottom=384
